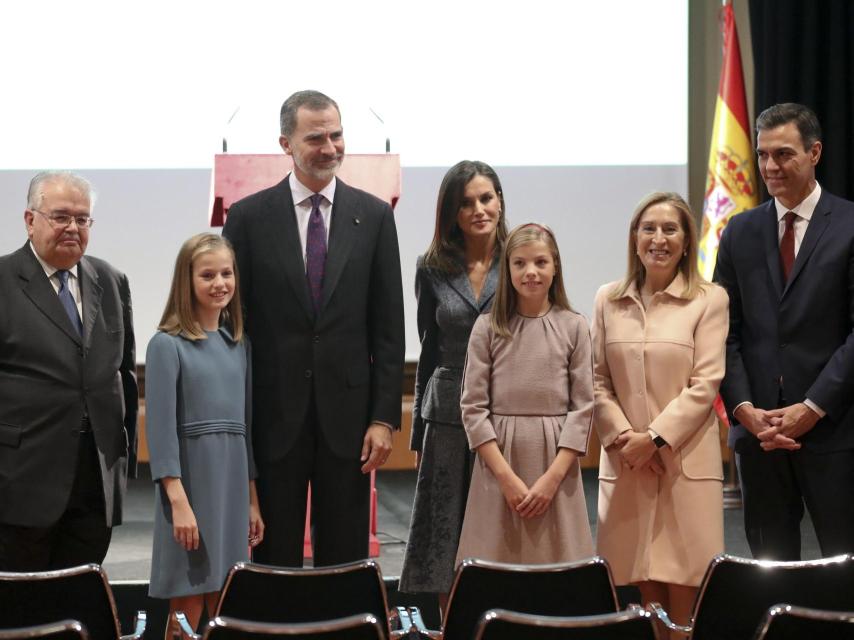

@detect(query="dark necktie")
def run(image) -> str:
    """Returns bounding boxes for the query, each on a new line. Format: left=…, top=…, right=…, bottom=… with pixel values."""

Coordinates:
left=305, top=193, right=327, bottom=312
left=57, top=269, right=83, bottom=336
left=780, top=211, right=796, bottom=281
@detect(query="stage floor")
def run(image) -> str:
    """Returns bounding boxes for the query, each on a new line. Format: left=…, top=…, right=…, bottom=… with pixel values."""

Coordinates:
left=104, top=465, right=821, bottom=582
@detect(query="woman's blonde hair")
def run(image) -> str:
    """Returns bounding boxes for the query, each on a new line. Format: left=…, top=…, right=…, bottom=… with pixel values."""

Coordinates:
left=158, top=233, right=243, bottom=341
left=610, top=191, right=706, bottom=300
left=491, top=223, right=572, bottom=338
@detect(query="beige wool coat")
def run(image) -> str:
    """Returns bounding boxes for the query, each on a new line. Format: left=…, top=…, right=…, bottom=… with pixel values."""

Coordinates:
left=592, top=274, right=729, bottom=587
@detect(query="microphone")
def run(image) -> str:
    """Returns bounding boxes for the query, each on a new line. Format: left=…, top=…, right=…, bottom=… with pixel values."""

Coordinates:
left=368, top=107, right=391, bottom=153
left=222, top=106, right=240, bottom=153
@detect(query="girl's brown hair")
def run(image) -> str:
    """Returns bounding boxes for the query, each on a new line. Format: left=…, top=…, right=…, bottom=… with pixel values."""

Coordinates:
left=158, top=233, right=244, bottom=341
left=491, top=223, right=571, bottom=338
left=610, top=192, right=706, bottom=300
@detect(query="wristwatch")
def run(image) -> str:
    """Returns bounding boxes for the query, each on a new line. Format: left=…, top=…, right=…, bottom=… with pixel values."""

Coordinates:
left=648, top=429, right=667, bottom=449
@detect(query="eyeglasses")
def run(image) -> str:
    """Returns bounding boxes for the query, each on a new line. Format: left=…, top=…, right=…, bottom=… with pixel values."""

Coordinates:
left=31, top=209, right=95, bottom=229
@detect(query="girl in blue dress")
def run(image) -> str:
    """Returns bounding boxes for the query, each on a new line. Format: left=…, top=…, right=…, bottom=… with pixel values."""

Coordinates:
left=146, top=233, right=264, bottom=637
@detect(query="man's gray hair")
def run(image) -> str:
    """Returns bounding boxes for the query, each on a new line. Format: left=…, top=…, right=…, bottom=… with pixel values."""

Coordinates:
left=27, top=171, right=96, bottom=210
left=279, top=90, right=340, bottom=138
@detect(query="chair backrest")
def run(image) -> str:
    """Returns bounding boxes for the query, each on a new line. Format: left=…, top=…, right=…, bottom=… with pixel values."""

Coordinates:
left=215, top=561, right=391, bottom=636
left=441, top=556, right=620, bottom=640
left=753, top=603, right=854, bottom=640
left=691, top=554, right=854, bottom=640
left=473, top=607, right=658, bottom=640
left=0, top=564, right=121, bottom=639
left=202, top=614, right=384, bottom=639
left=0, top=620, right=89, bottom=640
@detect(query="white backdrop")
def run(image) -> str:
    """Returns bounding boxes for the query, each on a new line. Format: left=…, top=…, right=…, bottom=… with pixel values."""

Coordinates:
left=0, top=0, right=688, bottom=360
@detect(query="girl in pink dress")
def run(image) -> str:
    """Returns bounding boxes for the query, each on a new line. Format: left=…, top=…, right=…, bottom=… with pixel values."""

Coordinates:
left=456, top=223, right=594, bottom=566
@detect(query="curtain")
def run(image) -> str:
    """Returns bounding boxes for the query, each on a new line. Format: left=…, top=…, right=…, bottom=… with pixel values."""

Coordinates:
left=749, top=0, right=854, bottom=200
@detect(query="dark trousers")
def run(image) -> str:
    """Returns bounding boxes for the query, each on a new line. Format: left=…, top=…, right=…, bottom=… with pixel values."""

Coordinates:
left=0, top=431, right=110, bottom=571
left=736, top=437, right=854, bottom=560
left=253, top=401, right=371, bottom=568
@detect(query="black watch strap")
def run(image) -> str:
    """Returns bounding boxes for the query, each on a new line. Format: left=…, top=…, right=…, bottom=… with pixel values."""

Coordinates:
left=652, top=434, right=667, bottom=449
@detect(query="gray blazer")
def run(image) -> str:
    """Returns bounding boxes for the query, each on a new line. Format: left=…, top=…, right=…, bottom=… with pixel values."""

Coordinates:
left=411, top=255, right=499, bottom=450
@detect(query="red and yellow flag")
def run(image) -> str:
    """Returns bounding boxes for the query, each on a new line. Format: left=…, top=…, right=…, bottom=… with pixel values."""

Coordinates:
left=698, top=1, right=758, bottom=281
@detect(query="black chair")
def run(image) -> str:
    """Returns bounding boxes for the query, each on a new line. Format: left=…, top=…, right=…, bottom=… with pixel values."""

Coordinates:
left=192, top=560, right=409, bottom=639
left=648, top=553, right=854, bottom=640
left=753, top=603, right=854, bottom=639
left=197, top=614, right=385, bottom=639
left=0, top=564, right=146, bottom=640
left=0, top=620, right=90, bottom=639
left=473, top=607, right=659, bottom=639
left=409, top=556, right=620, bottom=640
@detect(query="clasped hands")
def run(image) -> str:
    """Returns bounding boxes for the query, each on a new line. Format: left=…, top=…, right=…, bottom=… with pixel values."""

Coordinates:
left=734, top=403, right=819, bottom=451
left=498, top=468, right=566, bottom=519
left=607, top=430, right=665, bottom=474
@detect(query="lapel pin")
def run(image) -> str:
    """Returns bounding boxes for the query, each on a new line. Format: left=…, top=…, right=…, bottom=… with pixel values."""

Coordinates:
left=353, top=217, right=360, bottom=226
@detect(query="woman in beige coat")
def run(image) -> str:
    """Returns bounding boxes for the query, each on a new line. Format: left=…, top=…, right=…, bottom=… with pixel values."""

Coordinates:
left=592, top=192, right=728, bottom=635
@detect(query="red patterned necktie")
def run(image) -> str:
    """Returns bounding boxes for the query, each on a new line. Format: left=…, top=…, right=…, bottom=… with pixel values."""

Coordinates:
left=306, top=193, right=327, bottom=312
left=780, top=211, right=796, bottom=281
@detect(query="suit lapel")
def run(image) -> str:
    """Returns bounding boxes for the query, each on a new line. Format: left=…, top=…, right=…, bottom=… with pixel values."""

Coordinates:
left=15, top=244, right=82, bottom=345
left=477, top=257, right=500, bottom=311
left=445, top=267, right=479, bottom=312
left=782, top=194, right=831, bottom=298
left=268, top=177, right=315, bottom=320
left=445, top=255, right=500, bottom=312
left=761, top=202, right=784, bottom=299
left=79, top=257, right=102, bottom=348
left=319, top=180, right=360, bottom=314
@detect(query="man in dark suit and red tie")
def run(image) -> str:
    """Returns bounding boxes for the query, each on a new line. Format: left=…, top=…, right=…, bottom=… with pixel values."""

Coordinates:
left=0, top=171, right=138, bottom=570
left=223, top=90, right=405, bottom=567
left=715, top=103, right=854, bottom=560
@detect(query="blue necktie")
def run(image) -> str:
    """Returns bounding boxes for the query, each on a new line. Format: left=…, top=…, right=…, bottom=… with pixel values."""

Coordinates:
left=305, top=194, right=328, bottom=312
left=57, top=270, right=83, bottom=336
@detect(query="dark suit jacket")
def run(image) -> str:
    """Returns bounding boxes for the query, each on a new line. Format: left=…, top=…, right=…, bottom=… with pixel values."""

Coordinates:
left=222, top=176, right=405, bottom=461
left=0, top=244, right=138, bottom=528
left=410, top=255, right=498, bottom=450
left=714, top=190, right=854, bottom=452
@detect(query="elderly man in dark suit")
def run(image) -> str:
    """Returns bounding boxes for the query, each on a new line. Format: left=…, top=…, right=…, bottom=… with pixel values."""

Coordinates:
left=223, top=90, right=405, bottom=567
left=715, top=103, right=854, bottom=560
left=0, top=171, right=138, bottom=571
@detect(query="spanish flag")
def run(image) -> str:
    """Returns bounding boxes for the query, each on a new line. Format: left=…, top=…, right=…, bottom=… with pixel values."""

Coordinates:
left=698, top=1, right=758, bottom=281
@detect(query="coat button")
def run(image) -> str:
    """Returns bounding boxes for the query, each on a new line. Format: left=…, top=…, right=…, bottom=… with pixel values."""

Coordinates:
left=305, top=369, right=313, bottom=378
left=313, top=335, right=320, bottom=343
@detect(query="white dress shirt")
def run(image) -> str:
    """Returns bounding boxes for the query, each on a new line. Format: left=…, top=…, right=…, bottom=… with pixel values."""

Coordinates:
left=289, top=173, right=335, bottom=271
left=29, top=242, right=83, bottom=320
left=775, top=182, right=822, bottom=256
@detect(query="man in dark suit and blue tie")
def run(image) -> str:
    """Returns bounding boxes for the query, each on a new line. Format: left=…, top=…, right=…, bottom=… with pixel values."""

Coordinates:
left=715, top=103, right=854, bottom=560
left=223, top=90, right=405, bottom=567
left=0, top=171, right=138, bottom=570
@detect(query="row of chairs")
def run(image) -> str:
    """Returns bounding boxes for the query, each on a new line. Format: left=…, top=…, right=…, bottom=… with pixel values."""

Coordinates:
left=2, top=553, right=854, bottom=639
left=4, top=605, right=854, bottom=640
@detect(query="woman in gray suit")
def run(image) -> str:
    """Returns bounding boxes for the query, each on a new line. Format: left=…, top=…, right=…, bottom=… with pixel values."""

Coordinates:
left=399, top=160, right=508, bottom=609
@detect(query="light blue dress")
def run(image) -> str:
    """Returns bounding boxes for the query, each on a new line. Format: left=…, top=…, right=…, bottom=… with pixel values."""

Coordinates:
left=146, top=328, right=255, bottom=598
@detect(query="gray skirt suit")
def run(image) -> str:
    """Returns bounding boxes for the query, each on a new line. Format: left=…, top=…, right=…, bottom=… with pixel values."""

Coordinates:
left=399, top=255, right=498, bottom=593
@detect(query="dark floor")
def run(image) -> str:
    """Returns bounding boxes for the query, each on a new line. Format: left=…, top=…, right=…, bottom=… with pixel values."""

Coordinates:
left=104, top=465, right=822, bottom=582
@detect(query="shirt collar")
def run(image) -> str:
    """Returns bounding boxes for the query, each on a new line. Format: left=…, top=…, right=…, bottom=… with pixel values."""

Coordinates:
left=29, top=241, right=79, bottom=280
left=289, top=172, right=336, bottom=207
left=775, top=182, right=821, bottom=222
left=619, top=272, right=689, bottom=302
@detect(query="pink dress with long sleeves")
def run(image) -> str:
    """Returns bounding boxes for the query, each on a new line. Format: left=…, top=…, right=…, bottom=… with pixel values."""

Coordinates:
left=456, top=308, right=595, bottom=566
